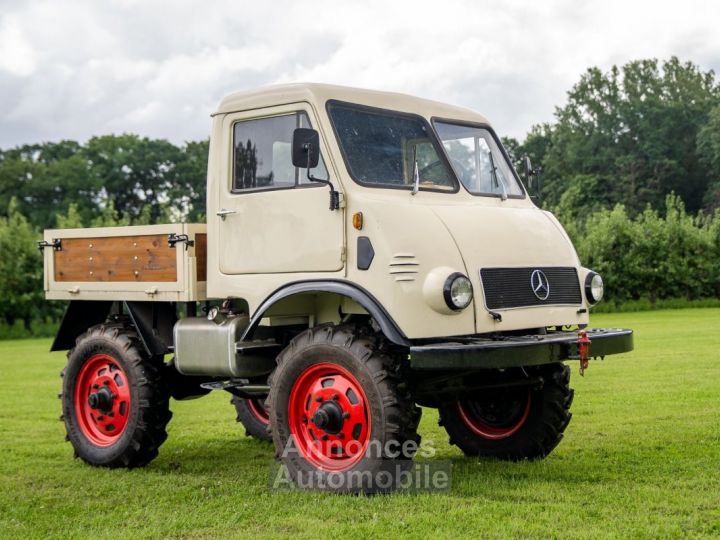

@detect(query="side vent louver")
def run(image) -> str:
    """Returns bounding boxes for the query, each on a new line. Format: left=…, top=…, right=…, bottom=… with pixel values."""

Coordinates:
left=389, top=253, right=418, bottom=282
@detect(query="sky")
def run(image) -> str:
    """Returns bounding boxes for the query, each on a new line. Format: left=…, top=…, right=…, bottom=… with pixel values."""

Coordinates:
left=0, top=0, right=719, bottom=148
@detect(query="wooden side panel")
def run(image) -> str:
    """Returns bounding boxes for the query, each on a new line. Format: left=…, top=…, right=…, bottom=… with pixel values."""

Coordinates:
left=195, top=233, right=207, bottom=282
left=54, top=235, right=177, bottom=282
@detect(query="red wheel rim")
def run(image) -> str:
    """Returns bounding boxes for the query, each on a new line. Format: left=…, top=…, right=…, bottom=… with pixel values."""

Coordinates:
left=288, top=363, right=371, bottom=472
left=74, top=353, right=131, bottom=447
left=247, top=399, right=269, bottom=425
left=457, top=390, right=531, bottom=440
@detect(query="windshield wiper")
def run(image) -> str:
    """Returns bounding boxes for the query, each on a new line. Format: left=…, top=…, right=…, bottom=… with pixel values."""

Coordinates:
left=411, top=146, right=420, bottom=196
left=487, top=150, right=507, bottom=201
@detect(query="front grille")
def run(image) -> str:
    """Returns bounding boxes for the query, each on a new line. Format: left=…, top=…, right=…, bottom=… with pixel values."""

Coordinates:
left=480, top=267, right=581, bottom=309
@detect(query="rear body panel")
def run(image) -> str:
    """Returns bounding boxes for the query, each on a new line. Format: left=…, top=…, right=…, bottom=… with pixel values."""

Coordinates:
left=42, top=223, right=207, bottom=302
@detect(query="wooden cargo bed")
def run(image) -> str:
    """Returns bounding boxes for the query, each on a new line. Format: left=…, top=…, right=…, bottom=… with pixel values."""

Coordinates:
left=42, top=224, right=207, bottom=302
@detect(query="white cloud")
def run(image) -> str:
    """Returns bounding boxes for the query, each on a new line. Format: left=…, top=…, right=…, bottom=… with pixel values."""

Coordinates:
left=0, top=15, right=37, bottom=77
left=0, top=0, right=719, bottom=147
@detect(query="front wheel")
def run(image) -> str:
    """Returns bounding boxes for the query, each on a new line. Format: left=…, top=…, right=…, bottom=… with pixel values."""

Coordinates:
left=267, top=325, right=421, bottom=494
left=438, top=363, right=573, bottom=460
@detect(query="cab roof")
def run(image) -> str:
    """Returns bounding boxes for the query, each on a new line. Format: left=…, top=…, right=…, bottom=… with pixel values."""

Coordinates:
left=214, top=83, right=490, bottom=125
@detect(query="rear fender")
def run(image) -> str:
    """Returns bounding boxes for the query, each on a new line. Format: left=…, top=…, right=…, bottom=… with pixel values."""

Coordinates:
left=51, top=301, right=113, bottom=351
left=51, top=300, right=176, bottom=358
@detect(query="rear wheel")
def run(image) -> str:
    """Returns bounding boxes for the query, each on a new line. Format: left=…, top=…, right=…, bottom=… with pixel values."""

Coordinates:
left=267, top=325, right=421, bottom=493
left=60, top=324, right=171, bottom=468
left=438, top=363, right=573, bottom=460
left=231, top=396, right=271, bottom=441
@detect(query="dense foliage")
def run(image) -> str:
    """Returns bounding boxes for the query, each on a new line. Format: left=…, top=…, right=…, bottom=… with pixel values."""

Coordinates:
left=0, top=135, right=209, bottom=229
left=559, top=195, right=720, bottom=306
left=0, top=199, right=47, bottom=330
left=509, top=57, right=720, bottom=217
left=1, top=57, right=719, bottom=334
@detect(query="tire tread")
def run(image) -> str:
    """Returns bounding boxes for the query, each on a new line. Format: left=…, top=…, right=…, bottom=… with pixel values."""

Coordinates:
left=61, top=322, right=171, bottom=468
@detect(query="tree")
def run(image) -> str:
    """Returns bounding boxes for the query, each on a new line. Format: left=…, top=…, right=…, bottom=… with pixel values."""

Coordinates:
left=535, top=57, right=720, bottom=217
left=501, top=136, right=520, bottom=164
left=0, top=141, right=98, bottom=229
left=56, top=203, right=85, bottom=228
left=83, top=134, right=182, bottom=223
left=169, top=139, right=209, bottom=222
left=90, top=200, right=130, bottom=227
left=0, top=198, right=43, bottom=329
left=697, top=104, right=720, bottom=212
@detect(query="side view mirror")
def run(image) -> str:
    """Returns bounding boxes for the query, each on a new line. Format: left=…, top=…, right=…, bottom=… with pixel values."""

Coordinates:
left=291, top=127, right=340, bottom=211
left=522, top=154, right=542, bottom=203
left=523, top=155, right=533, bottom=181
left=292, top=128, right=320, bottom=168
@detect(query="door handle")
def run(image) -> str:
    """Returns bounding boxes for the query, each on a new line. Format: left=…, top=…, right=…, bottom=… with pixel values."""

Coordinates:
left=216, top=208, right=237, bottom=220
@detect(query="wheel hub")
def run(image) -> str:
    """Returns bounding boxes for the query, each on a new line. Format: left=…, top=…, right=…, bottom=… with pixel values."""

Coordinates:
left=457, top=388, right=532, bottom=440
left=288, top=362, right=371, bottom=472
left=74, top=354, right=131, bottom=447
left=88, top=386, right=114, bottom=411
left=311, top=400, right=344, bottom=434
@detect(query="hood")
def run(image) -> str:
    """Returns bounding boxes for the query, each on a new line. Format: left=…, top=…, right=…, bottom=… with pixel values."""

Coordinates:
left=431, top=205, right=579, bottom=269
left=431, top=204, right=582, bottom=332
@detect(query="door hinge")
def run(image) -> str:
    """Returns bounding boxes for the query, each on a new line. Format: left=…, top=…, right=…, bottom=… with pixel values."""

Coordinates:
left=340, top=246, right=347, bottom=262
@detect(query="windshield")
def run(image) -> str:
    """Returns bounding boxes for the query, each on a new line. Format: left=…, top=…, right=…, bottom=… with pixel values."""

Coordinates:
left=327, top=102, right=456, bottom=191
left=433, top=121, right=524, bottom=197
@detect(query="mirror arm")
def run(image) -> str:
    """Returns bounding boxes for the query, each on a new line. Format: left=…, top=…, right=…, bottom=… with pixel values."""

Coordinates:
left=522, top=153, right=542, bottom=204
left=534, top=166, right=542, bottom=204
left=529, top=167, right=543, bottom=205
left=305, top=143, right=340, bottom=211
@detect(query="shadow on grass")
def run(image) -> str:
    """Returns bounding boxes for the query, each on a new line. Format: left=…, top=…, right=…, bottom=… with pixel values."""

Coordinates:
left=135, top=432, right=602, bottom=498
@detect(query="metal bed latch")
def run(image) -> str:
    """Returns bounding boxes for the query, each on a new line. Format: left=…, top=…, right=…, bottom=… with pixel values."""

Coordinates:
left=37, top=238, right=62, bottom=252
left=168, top=233, right=194, bottom=250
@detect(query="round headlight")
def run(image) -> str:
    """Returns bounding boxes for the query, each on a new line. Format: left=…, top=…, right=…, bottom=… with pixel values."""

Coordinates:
left=585, top=272, right=604, bottom=304
left=444, top=273, right=473, bottom=311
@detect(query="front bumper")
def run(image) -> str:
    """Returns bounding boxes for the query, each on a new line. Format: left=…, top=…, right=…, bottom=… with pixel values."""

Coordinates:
left=408, top=328, right=633, bottom=370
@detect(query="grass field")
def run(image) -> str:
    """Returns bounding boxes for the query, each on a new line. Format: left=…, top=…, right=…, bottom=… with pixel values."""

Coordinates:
left=1, top=309, right=719, bottom=538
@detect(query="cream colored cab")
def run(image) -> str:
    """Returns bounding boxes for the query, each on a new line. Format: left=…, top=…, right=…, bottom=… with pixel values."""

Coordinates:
left=214, top=103, right=344, bottom=275
left=206, top=84, right=597, bottom=340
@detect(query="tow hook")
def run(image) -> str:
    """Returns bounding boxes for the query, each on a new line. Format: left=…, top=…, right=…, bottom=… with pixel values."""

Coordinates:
left=578, top=329, right=591, bottom=376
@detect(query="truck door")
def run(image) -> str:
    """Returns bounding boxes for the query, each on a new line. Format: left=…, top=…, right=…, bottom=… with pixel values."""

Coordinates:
left=216, top=104, right=344, bottom=274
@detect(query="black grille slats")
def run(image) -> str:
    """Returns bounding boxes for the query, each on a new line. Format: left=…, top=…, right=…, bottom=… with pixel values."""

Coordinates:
left=480, top=267, right=582, bottom=309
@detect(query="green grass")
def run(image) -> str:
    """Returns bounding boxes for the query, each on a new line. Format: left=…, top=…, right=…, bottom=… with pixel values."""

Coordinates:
left=1, top=309, right=719, bottom=538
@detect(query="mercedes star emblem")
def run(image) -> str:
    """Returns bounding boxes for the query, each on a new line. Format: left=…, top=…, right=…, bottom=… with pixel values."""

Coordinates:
left=530, top=269, right=550, bottom=300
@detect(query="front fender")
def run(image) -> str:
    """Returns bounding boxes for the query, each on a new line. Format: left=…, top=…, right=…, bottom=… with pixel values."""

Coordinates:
left=242, top=280, right=410, bottom=346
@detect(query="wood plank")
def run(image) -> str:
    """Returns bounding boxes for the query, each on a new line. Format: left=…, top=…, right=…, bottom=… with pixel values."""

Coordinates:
left=54, top=235, right=177, bottom=282
left=195, top=233, right=207, bottom=282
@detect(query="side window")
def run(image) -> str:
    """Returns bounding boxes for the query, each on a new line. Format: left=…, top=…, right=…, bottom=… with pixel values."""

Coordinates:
left=232, top=112, right=328, bottom=191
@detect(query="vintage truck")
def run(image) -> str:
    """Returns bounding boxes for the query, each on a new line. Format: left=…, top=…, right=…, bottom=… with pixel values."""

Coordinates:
left=41, top=83, right=633, bottom=492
